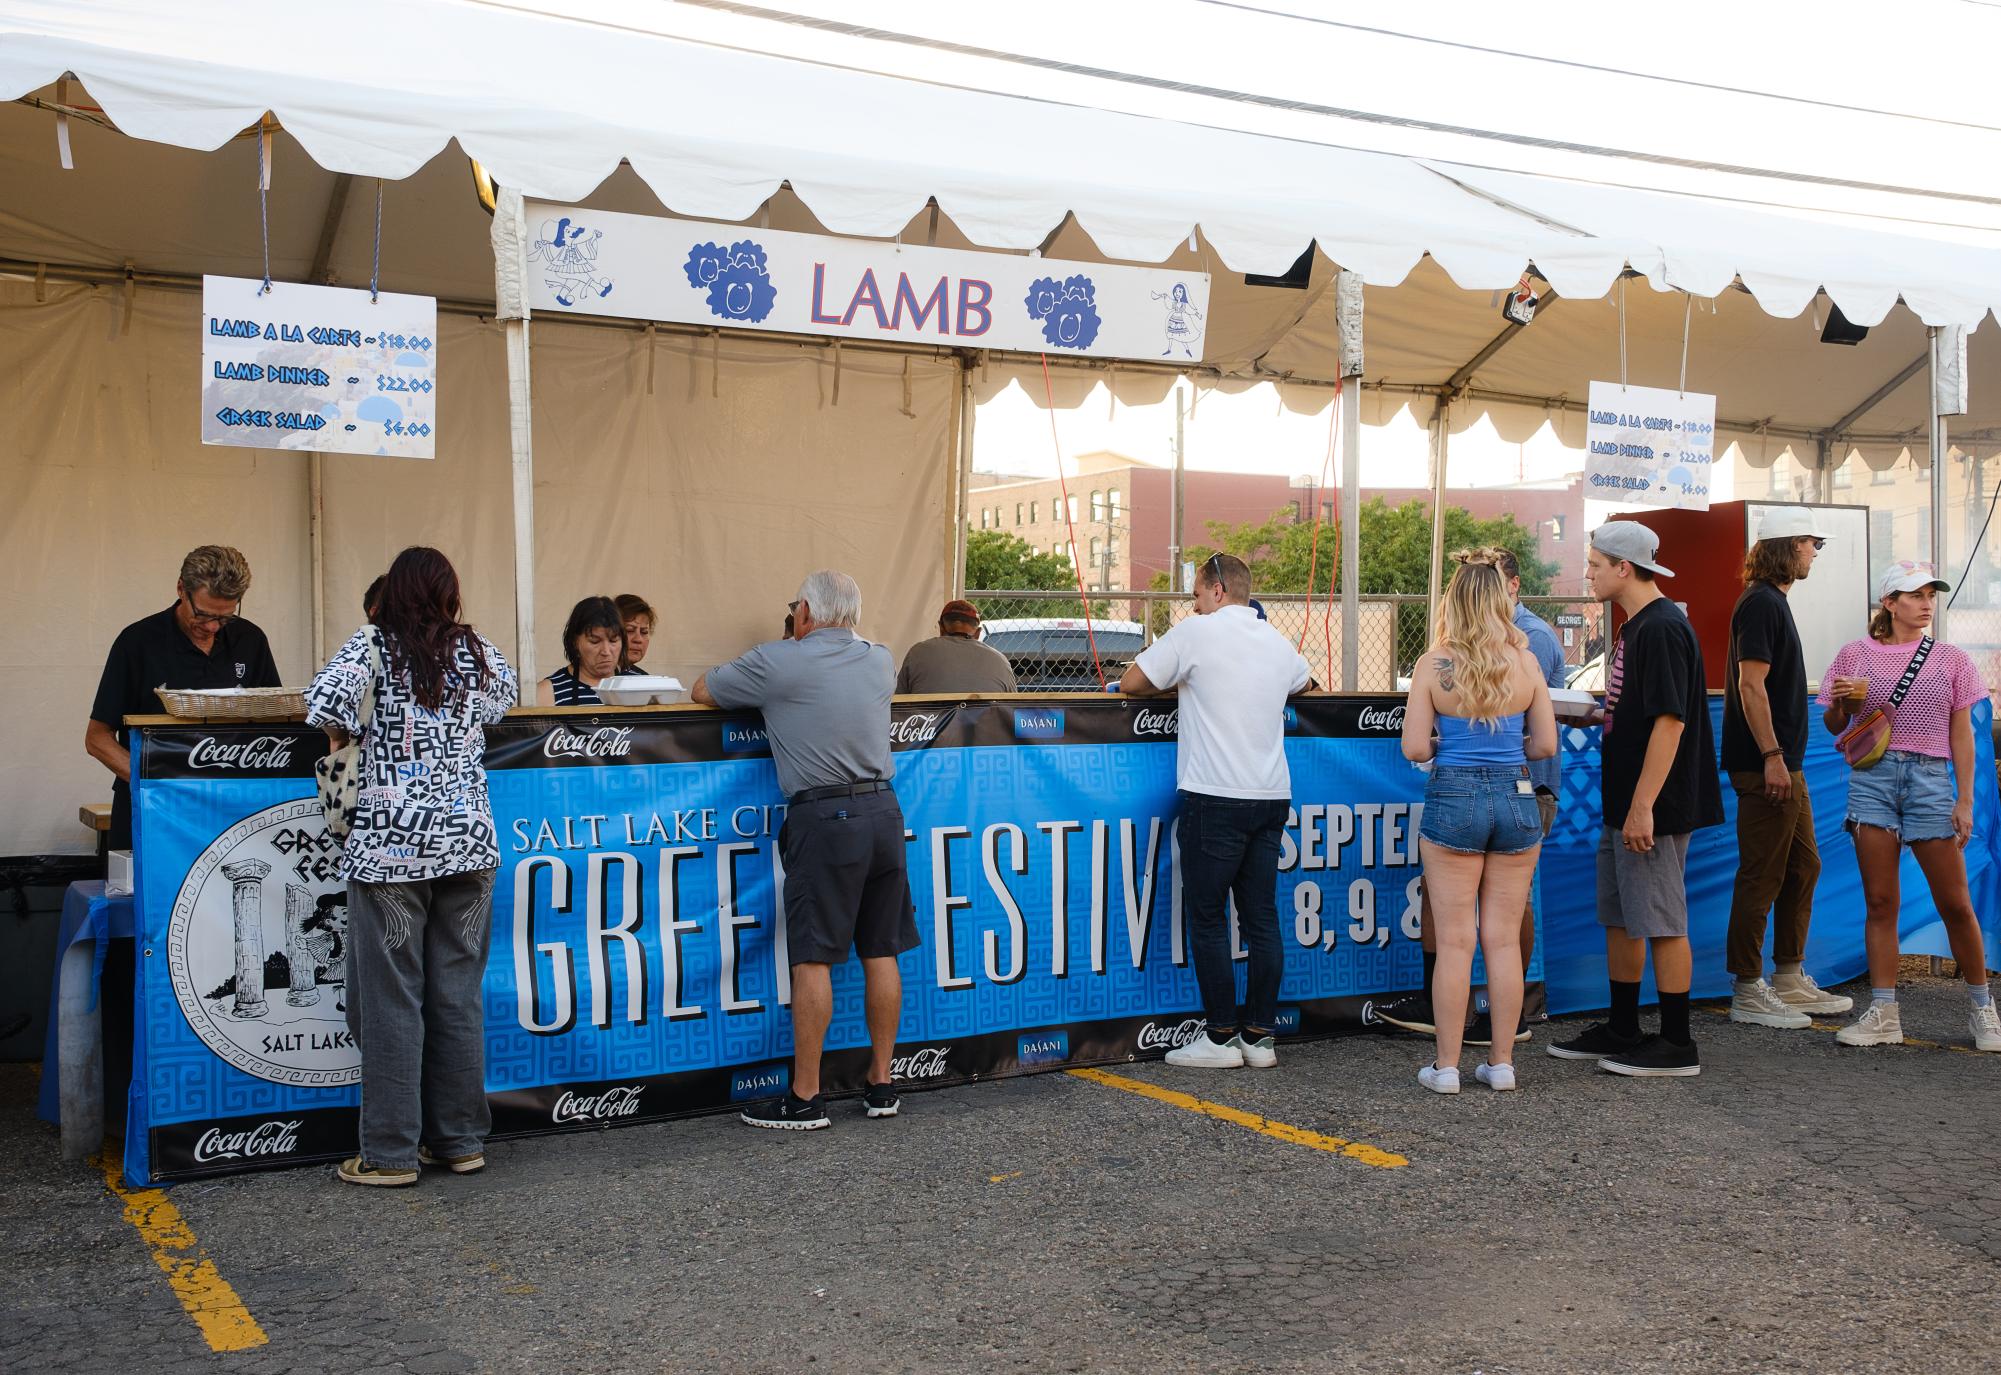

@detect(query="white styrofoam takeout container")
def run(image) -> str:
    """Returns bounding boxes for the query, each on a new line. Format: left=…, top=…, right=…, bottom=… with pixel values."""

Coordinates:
left=594, top=675, right=688, bottom=706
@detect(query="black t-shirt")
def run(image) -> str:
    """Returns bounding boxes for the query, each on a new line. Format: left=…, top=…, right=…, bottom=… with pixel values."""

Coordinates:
left=1720, top=580, right=1807, bottom=772
left=1600, top=597, right=1724, bottom=836
left=90, top=606, right=282, bottom=847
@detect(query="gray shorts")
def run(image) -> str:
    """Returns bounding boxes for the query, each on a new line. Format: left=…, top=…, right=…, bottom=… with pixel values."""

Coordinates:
left=1596, top=826, right=1692, bottom=939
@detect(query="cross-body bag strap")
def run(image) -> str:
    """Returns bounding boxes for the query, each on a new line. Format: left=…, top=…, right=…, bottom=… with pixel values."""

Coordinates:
left=1882, top=635, right=1932, bottom=712
left=357, top=627, right=382, bottom=737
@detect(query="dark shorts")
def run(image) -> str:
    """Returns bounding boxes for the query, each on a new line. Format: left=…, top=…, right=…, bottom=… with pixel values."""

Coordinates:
left=779, top=790, right=919, bottom=966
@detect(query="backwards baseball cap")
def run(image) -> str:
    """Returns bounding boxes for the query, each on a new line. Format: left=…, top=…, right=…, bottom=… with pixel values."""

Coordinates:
left=1756, top=506, right=1833, bottom=542
left=1876, top=560, right=1951, bottom=601
left=939, top=599, right=982, bottom=623
left=1589, top=521, right=1675, bottom=578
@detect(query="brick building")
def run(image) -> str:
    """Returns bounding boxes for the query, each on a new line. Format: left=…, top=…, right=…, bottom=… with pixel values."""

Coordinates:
left=968, top=451, right=1586, bottom=591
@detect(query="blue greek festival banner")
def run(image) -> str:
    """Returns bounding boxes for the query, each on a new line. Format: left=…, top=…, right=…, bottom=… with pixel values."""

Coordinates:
left=129, top=697, right=1521, bottom=1183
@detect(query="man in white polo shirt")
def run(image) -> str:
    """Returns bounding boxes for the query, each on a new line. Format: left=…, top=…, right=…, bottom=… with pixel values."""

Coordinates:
left=1119, top=553, right=1313, bottom=1068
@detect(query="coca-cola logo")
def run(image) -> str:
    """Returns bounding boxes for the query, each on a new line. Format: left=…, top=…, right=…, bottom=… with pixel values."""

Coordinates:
left=551, top=1084, right=644, bottom=1123
left=1357, top=704, right=1406, bottom=733
left=1132, top=707, right=1179, bottom=738
left=542, top=725, right=634, bottom=760
left=1136, top=1018, right=1207, bottom=1051
left=193, top=1119, right=301, bottom=1163
left=889, top=713, right=944, bottom=745
left=187, top=735, right=296, bottom=770
left=890, top=1047, right=950, bottom=1080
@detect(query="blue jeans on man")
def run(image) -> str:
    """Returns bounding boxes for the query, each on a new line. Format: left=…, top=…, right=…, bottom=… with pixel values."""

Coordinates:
left=1177, top=791, right=1289, bottom=1038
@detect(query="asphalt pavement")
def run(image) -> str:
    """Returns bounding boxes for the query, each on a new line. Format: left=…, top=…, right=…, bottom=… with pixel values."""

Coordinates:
left=4, top=968, right=1999, bottom=1375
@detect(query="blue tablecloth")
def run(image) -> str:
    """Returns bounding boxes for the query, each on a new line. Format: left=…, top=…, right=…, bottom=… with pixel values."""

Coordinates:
left=36, top=880, right=136, bottom=1126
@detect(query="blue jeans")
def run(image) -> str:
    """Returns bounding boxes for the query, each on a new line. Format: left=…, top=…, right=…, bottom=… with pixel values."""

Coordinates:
left=1177, top=791, right=1289, bottom=1037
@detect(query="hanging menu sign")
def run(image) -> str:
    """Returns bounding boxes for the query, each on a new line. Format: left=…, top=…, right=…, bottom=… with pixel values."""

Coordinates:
left=200, top=276, right=438, bottom=459
left=1584, top=381, right=1715, bottom=512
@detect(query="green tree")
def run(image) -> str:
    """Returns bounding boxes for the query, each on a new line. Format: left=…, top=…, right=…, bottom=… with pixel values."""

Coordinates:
left=1164, top=498, right=1556, bottom=668
left=1181, top=497, right=1554, bottom=596
left=963, top=529, right=1106, bottom=619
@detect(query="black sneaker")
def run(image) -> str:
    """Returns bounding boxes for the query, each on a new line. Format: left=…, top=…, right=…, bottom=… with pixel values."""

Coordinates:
left=1466, top=1013, right=1532, bottom=1047
left=740, top=1093, right=830, bottom=1131
left=862, top=1082, right=901, bottom=1119
left=1597, top=1035, right=1700, bottom=1078
left=1546, top=1021, right=1642, bottom=1061
left=1373, top=992, right=1435, bottom=1035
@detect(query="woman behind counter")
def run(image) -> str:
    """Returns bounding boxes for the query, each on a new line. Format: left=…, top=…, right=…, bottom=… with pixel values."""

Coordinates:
left=306, top=546, right=518, bottom=1187
left=542, top=596, right=624, bottom=705
left=615, top=593, right=655, bottom=674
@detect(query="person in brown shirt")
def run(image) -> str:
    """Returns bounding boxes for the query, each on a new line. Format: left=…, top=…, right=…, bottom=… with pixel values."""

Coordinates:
left=895, top=600, right=1018, bottom=694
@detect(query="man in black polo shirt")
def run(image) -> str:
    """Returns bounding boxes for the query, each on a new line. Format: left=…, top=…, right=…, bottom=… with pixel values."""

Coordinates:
left=86, top=546, right=281, bottom=849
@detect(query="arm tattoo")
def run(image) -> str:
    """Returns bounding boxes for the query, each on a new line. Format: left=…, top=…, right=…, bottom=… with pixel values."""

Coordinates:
left=1434, top=656, right=1455, bottom=692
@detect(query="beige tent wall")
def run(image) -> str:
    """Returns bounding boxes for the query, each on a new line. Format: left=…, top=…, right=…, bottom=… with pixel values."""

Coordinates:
left=0, top=279, right=313, bottom=855
left=520, top=324, right=952, bottom=689
left=0, top=283, right=953, bottom=857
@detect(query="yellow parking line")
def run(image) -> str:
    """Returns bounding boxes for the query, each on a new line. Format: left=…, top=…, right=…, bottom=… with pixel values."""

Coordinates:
left=1702, top=1005, right=1994, bottom=1056
left=94, top=1154, right=268, bottom=1353
left=1067, top=1067, right=1407, bottom=1168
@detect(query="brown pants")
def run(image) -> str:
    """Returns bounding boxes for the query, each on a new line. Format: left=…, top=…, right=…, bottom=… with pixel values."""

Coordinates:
left=1725, top=770, right=1821, bottom=979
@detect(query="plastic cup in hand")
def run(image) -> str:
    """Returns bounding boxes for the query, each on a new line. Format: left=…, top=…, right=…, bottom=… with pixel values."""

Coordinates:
left=1846, top=677, right=1869, bottom=703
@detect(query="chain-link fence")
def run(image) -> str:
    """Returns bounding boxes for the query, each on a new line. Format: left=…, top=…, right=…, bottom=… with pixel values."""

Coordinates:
left=965, top=590, right=1609, bottom=691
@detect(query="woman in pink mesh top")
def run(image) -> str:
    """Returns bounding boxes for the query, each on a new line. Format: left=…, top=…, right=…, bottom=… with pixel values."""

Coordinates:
left=1817, top=561, right=1996, bottom=1053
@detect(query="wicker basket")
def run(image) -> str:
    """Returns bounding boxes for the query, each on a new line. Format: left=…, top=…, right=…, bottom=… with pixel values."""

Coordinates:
left=154, top=685, right=308, bottom=720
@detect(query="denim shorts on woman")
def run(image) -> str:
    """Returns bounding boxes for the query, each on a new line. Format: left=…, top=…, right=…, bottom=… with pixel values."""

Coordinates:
left=1419, top=764, right=1545, bottom=856
left=1845, top=750, right=1958, bottom=842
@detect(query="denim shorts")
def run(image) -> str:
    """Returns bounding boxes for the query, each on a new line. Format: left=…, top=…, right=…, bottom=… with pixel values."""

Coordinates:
left=1845, top=750, right=1958, bottom=843
left=1419, top=765, right=1544, bottom=856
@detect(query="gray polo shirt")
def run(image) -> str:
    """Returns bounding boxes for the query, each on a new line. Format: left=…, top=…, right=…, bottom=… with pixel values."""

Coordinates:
left=895, top=634, right=1018, bottom=694
left=706, top=628, right=895, bottom=798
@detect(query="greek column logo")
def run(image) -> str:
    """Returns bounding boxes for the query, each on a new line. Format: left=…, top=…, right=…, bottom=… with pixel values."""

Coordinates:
left=167, top=798, right=357, bottom=1088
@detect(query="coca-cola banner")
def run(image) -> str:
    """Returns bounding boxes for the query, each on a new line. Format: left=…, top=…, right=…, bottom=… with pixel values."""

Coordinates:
left=124, top=696, right=1544, bottom=1183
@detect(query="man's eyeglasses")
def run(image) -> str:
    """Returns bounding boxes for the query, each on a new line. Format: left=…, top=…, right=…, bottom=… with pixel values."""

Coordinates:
left=182, top=590, right=240, bottom=628
left=787, top=600, right=801, bottom=614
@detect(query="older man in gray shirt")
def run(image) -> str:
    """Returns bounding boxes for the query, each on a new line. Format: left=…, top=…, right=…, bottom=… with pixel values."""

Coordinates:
left=692, top=569, right=918, bottom=1131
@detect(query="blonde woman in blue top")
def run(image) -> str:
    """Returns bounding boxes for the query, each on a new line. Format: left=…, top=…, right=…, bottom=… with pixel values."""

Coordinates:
left=1401, top=550, right=1558, bottom=1094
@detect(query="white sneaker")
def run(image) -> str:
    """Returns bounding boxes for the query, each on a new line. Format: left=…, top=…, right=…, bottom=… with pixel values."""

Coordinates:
left=1970, top=1001, right=2001, bottom=1053
left=1836, top=1001, right=1904, bottom=1047
left=1474, top=1062, right=1517, bottom=1092
left=1165, top=1035, right=1244, bottom=1068
left=1729, top=979, right=1812, bottom=1030
left=1417, top=1063, right=1460, bottom=1095
left=1230, top=1034, right=1278, bottom=1069
left=1770, top=969, right=1855, bottom=1015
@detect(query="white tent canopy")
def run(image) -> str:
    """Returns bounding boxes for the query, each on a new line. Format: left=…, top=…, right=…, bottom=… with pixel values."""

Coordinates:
left=5, top=0, right=2001, bottom=326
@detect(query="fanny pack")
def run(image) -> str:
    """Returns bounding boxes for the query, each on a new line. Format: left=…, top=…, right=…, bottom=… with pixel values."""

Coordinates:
left=314, top=628, right=382, bottom=840
left=1835, top=636, right=1930, bottom=771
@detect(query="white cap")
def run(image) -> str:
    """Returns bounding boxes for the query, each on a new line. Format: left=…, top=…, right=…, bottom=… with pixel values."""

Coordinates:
left=1756, top=506, right=1833, bottom=542
left=1876, top=559, right=1951, bottom=601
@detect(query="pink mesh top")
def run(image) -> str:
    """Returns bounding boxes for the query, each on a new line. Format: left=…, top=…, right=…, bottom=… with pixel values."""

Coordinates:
left=1816, top=638, right=1987, bottom=759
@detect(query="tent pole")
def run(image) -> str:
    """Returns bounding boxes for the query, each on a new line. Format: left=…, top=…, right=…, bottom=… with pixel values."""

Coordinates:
left=1928, top=326, right=1949, bottom=641
left=1336, top=271, right=1363, bottom=691
left=309, top=452, right=326, bottom=663
left=1426, top=400, right=1450, bottom=655
left=953, top=357, right=975, bottom=598
left=493, top=190, right=538, bottom=687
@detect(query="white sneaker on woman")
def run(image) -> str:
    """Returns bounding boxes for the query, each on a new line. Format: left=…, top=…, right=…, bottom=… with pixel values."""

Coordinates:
left=1474, top=1062, right=1517, bottom=1092
left=1835, top=1001, right=1903, bottom=1047
left=1970, top=1002, right=2001, bottom=1053
left=1417, top=1063, right=1460, bottom=1095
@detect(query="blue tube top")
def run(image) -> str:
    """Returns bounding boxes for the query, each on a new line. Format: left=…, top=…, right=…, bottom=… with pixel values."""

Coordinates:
left=1435, top=712, right=1527, bottom=767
